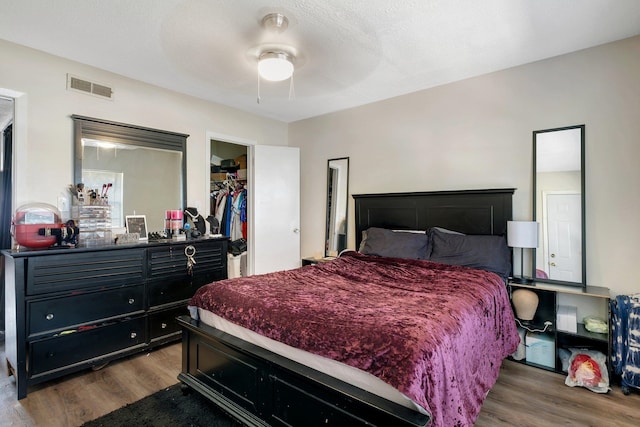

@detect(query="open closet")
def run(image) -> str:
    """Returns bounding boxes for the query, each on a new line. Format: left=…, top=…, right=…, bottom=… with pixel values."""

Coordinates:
left=210, top=140, right=248, bottom=278
left=207, top=137, right=300, bottom=277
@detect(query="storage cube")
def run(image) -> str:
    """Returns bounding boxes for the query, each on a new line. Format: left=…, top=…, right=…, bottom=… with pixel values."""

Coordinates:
left=526, top=332, right=555, bottom=368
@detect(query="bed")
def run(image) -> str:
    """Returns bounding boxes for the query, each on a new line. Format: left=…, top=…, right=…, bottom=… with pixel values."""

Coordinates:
left=177, top=188, right=519, bottom=426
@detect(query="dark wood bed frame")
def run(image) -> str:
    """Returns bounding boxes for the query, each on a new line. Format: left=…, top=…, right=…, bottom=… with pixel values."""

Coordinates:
left=177, top=188, right=514, bottom=427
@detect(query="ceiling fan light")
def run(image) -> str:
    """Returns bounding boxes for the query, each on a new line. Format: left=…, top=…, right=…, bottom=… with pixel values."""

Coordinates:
left=258, top=51, right=294, bottom=82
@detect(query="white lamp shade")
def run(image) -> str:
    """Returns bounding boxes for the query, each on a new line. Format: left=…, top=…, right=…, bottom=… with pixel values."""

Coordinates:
left=258, top=52, right=294, bottom=81
left=507, top=221, right=538, bottom=248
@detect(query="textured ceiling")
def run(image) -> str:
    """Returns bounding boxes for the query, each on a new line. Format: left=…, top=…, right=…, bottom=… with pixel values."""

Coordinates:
left=1, top=0, right=639, bottom=123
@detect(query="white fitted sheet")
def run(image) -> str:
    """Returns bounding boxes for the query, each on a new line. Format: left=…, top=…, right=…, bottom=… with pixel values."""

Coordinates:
left=192, top=306, right=428, bottom=416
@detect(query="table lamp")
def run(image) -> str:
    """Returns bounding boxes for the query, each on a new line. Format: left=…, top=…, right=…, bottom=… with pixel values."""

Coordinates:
left=507, top=221, right=538, bottom=284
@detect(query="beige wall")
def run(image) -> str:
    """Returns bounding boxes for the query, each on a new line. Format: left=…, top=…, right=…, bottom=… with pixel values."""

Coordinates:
left=290, top=36, right=640, bottom=296
left=3, top=35, right=639, bottom=296
left=0, top=39, right=288, bottom=220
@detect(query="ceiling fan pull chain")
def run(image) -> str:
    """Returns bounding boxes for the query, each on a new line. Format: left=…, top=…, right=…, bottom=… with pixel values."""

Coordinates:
left=257, top=73, right=261, bottom=104
left=288, top=74, right=295, bottom=101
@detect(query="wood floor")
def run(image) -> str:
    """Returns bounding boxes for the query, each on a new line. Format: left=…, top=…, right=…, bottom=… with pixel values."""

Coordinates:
left=0, top=336, right=181, bottom=427
left=0, top=336, right=639, bottom=427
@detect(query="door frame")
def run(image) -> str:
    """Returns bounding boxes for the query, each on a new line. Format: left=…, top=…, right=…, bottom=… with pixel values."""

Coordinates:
left=206, top=131, right=256, bottom=274
left=1, top=89, right=25, bottom=332
left=0, top=89, right=26, bottom=225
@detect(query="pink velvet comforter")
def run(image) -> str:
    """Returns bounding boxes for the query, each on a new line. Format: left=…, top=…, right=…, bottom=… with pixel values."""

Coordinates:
left=189, top=251, right=519, bottom=426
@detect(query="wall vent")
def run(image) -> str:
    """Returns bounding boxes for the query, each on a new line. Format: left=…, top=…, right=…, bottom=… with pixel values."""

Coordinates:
left=67, top=74, right=114, bottom=100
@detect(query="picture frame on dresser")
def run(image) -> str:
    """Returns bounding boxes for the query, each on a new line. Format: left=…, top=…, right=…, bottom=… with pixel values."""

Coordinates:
left=125, top=215, right=148, bottom=240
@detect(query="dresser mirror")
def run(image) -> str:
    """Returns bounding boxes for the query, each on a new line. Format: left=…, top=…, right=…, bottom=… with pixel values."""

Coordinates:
left=73, top=115, right=187, bottom=233
left=325, top=157, right=349, bottom=257
left=532, top=124, right=585, bottom=287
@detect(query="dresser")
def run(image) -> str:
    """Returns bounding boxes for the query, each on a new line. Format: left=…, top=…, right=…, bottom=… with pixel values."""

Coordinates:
left=3, top=237, right=227, bottom=399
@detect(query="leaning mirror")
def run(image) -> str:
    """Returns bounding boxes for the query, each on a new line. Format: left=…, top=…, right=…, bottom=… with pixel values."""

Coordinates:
left=325, top=157, right=349, bottom=257
left=532, top=125, right=585, bottom=287
left=73, top=115, right=187, bottom=238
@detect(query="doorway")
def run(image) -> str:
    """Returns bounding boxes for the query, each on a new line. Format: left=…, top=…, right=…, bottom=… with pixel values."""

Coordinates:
left=210, top=139, right=248, bottom=278
left=206, top=133, right=301, bottom=276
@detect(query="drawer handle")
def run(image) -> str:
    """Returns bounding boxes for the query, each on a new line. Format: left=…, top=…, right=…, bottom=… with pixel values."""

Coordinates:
left=46, top=313, right=54, bottom=320
left=161, top=323, right=167, bottom=329
left=128, top=298, right=135, bottom=304
left=130, top=332, right=137, bottom=339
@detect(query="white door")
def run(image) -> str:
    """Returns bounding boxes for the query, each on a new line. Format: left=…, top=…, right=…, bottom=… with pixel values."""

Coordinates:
left=545, top=193, right=582, bottom=281
left=250, top=145, right=300, bottom=274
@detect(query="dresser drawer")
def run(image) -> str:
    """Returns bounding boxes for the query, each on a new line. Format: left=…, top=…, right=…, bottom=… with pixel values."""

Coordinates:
left=148, top=305, right=188, bottom=340
left=29, top=317, right=146, bottom=376
left=28, top=285, right=145, bottom=336
left=26, top=248, right=145, bottom=295
left=148, top=241, right=227, bottom=307
left=148, top=241, right=227, bottom=285
left=148, top=279, right=200, bottom=307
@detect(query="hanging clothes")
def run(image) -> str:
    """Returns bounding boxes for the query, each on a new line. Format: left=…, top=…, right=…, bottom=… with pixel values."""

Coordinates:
left=211, top=179, right=247, bottom=240
left=240, top=189, right=247, bottom=239
left=211, top=189, right=228, bottom=235
left=225, top=192, right=233, bottom=237
left=230, top=190, right=245, bottom=241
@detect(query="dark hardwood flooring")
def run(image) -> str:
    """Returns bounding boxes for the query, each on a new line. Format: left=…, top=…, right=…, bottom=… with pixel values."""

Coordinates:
left=0, top=335, right=638, bottom=426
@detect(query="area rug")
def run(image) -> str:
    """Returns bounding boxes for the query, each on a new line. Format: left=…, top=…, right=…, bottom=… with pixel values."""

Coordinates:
left=80, top=383, right=242, bottom=427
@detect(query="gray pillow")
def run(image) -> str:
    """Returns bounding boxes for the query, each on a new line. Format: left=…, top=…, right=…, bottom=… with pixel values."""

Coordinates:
left=427, top=228, right=511, bottom=278
left=359, top=227, right=429, bottom=260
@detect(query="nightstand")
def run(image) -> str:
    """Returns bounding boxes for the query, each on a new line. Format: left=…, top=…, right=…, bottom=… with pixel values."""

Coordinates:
left=507, top=281, right=611, bottom=376
left=301, top=256, right=337, bottom=266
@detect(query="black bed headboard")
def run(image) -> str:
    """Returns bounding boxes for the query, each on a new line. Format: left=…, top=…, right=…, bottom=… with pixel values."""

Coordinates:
left=353, top=188, right=515, bottom=249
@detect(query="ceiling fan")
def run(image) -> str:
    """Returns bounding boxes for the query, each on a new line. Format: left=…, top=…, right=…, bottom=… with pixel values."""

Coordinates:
left=252, top=12, right=299, bottom=102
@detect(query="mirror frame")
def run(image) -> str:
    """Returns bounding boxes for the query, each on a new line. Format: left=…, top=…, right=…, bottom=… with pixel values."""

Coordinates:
left=325, top=157, right=349, bottom=257
left=72, top=115, right=188, bottom=224
left=532, top=124, right=586, bottom=288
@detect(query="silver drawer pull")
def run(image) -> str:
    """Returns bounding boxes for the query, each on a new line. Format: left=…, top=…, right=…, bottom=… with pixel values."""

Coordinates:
left=130, top=332, right=137, bottom=339
left=46, top=313, right=54, bottom=320
left=161, top=323, right=167, bottom=329
left=128, top=298, right=135, bottom=304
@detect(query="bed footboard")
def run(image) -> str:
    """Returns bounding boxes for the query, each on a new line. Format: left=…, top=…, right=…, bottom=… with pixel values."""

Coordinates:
left=177, top=315, right=429, bottom=427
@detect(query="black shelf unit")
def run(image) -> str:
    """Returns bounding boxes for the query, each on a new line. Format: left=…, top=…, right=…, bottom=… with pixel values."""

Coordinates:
left=508, top=281, right=610, bottom=376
